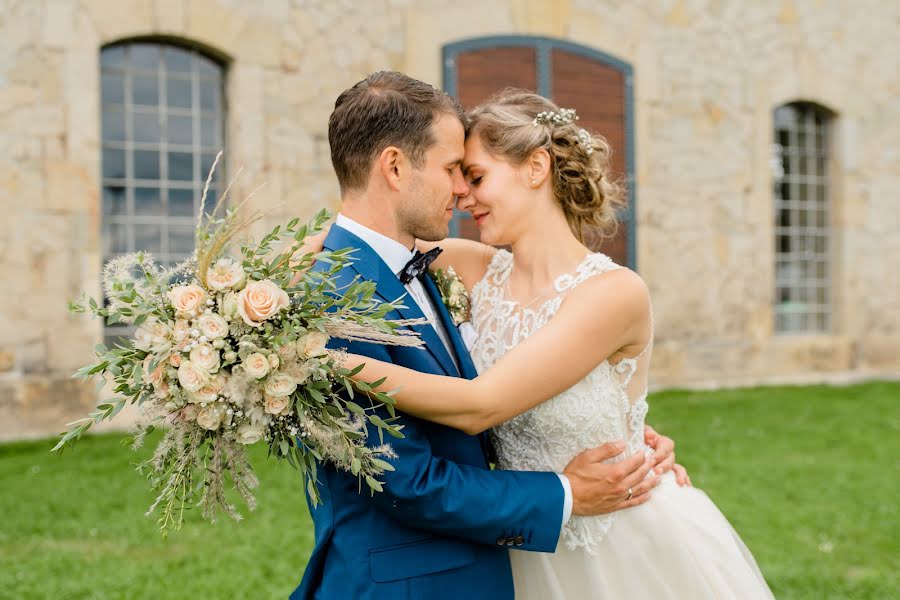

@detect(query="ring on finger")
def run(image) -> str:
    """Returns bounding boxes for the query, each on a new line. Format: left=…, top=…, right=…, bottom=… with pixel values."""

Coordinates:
left=625, top=487, right=634, bottom=501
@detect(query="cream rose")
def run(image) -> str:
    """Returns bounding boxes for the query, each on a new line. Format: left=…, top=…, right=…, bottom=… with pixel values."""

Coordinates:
left=206, top=258, right=246, bottom=292
left=264, top=393, right=290, bottom=415
left=189, top=344, right=220, bottom=373
left=264, top=373, right=297, bottom=397
left=236, top=280, right=289, bottom=327
left=197, top=404, right=226, bottom=431
left=242, top=352, right=270, bottom=379
left=220, top=292, right=239, bottom=321
left=172, top=319, right=191, bottom=342
left=177, top=361, right=209, bottom=393
left=153, top=379, right=170, bottom=399
left=134, top=320, right=172, bottom=353
left=297, top=331, right=329, bottom=358
left=168, top=353, right=182, bottom=367
left=167, top=284, right=207, bottom=318
left=198, top=313, right=228, bottom=340
left=190, top=378, right=221, bottom=404
left=235, top=423, right=265, bottom=445
left=268, top=353, right=280, bottom=370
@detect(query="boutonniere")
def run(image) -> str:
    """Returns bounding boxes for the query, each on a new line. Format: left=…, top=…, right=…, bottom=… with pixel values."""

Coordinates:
left=431, top=266, right=470, bottom=326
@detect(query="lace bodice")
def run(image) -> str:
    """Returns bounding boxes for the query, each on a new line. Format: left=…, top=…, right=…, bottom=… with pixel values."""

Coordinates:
left=470, top=250, right=653, bottom=554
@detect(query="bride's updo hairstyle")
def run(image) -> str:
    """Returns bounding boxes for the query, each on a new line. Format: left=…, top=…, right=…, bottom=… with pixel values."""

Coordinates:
left=466, top=89, right=625, bottom=242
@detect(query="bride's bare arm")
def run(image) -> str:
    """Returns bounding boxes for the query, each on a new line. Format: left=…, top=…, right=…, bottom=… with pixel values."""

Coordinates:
left=415, top=238, right=496, bottom=291
left=343, top=268, right=651, bottom=434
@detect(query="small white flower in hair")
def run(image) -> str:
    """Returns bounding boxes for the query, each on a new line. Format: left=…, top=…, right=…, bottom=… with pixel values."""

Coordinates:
left=577, top=128, right=594, bottom=155
left=532, top=108, right=579, bottom=127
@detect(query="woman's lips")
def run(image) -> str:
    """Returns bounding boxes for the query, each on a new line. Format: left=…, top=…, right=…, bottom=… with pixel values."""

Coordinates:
left=473, top=212, right=489, bottom=226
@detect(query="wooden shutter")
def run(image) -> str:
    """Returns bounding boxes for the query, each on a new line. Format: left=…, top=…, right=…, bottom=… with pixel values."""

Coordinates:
left=551, top=49, right=628, bottom=265
left=446, top=40, right=633, bottom=268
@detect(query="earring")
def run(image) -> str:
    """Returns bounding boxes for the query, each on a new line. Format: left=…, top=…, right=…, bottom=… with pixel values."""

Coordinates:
left=531, top=179, right=537, bottom=185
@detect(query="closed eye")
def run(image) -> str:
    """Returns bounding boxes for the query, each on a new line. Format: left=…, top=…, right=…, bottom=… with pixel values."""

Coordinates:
left=468, top=176, right=482, bottom=186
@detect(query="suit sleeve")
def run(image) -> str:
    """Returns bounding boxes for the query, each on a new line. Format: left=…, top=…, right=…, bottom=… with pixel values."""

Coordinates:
left=331, top=336, right=565, bottom=553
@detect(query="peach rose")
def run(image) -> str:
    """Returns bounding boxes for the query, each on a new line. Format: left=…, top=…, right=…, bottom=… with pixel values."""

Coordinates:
left=236, top=280, right=289, bottom=327
left=197, top=404, right=226, bottom=431
left=264, top=394, right=290, bottom=415
left=190, top=379, right=221, bottom=404
left=168, top=353, right=182, bottom=367
left=206, top=258, right=246, bottom=292
left=198, top=314, right=228, bottom=340
left=297, top=331, right=329, bottom=358
left=242, top=352, right=270, bottom=379
left=190, top=344, right=220, bottom=373
left=177, top=361, right=209, bottom=393
left=172, top=319, right=191, bottom=342
left=264, top=373, right=297, bottom=398
left=167, top=284, right=207, bottom=318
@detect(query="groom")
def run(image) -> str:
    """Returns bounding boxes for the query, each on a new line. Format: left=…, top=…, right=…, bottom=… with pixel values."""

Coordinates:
left=291, top=71, right=676, bottom=600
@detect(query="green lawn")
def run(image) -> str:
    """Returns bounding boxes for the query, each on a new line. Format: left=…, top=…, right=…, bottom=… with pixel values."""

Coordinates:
left=1, top=382, right=897, bottom=599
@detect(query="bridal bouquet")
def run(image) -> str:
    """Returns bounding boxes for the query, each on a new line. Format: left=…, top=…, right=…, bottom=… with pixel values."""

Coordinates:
left=55, top=154, right=421, bottom=535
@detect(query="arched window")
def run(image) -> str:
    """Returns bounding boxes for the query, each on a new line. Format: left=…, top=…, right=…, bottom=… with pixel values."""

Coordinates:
left=772, top=102, right=833, bottom=333
left=100, top=40, right=226, bottom=343
left=443, top=36, right=635, bottom=268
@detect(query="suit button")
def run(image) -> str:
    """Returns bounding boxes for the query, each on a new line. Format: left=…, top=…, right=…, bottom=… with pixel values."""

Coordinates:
left=496, top=537, right=507, bottom=546
left=514, top=535, right=525, bottom=546
left=505, top=538, right=515, bottom=546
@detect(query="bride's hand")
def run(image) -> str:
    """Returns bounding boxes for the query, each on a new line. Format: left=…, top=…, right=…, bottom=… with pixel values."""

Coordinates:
left=288, top=226, right=331, bottom=285
left=644, top=425, right=691, bottom=486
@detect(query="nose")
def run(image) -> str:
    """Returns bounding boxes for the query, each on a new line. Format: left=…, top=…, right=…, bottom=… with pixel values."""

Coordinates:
left=452, top=168, right=470, bottom=199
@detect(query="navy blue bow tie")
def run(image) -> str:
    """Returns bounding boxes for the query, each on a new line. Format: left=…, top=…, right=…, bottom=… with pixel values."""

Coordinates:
left=398, top=247, right=443, bottom=284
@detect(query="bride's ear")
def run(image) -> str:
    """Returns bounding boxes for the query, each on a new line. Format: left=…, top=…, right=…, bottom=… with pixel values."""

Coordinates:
left=378, top=146, right=406, bottom=191
left=525, top=148, right=551, bottom=188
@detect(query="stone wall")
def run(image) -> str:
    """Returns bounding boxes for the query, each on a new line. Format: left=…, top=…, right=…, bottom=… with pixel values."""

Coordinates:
left=1, top=0, right=898, bottom=439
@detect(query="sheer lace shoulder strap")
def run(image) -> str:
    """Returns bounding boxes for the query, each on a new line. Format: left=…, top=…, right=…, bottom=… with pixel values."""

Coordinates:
left=478, top=249, right=513, bottom=288
left=554, top=253, right=622, bottom=294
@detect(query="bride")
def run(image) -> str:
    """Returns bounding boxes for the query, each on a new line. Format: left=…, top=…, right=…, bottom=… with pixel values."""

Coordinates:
left=334, top=90, right=775, bottom=599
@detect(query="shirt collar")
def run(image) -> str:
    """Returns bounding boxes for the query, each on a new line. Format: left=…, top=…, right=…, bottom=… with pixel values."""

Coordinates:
left=335, top=214, right=415, bottom=275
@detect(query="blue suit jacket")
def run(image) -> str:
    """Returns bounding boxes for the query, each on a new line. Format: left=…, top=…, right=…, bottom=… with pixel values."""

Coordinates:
left=290, top=225, right=564, bottom=600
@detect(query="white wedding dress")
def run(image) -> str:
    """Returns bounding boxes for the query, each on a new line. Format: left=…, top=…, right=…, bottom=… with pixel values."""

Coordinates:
left=470, top=250, right=775, bottom=599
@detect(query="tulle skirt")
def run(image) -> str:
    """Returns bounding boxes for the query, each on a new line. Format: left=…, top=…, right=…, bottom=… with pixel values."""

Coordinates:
left=510, top=474, right=775, bottom=599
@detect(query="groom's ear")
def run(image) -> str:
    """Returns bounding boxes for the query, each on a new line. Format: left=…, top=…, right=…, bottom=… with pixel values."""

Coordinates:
left=378, top=146, right=407, bottom=191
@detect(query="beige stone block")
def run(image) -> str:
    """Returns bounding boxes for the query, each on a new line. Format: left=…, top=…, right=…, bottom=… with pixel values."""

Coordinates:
left=235, top=21, right=282, bottom=68
left=184, top=0, right=246, bottom=53
left=154, top=0, right=185, bottom=32
left=45, top=159, right=96, bottom=213
left=0, top=351, right=14, bottom=373
left=81, top=0, right=154, bottom=42
left=41, top=0, right=76, bottom=48
left=510, top=0, right=571, bottom=37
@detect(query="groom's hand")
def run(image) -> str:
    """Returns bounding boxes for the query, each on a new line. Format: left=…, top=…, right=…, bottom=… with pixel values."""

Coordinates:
left=563, top=442, right=657, bottom=516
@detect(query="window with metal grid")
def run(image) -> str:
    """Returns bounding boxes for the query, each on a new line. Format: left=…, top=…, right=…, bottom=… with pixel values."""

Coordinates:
left=100, top=41, right=226, bottom=345
left=772, top=102, right=832, bottom=333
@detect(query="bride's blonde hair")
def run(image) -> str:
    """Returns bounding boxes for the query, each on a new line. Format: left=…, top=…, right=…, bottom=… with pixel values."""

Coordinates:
left=466, top=89, right=625, bottom=242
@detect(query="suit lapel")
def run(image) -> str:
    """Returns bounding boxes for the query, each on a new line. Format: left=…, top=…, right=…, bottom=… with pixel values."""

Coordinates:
left=421, top=274, right=477, bottom=380
left=324, top=225, right=458, bottom=377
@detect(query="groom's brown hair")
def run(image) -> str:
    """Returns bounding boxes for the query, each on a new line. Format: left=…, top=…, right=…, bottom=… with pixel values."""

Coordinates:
left=329, top=71, right=464, bottom=193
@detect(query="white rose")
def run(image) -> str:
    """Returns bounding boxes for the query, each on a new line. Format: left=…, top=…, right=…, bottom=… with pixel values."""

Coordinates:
left=206, top=258, right=246, bottom=292
left=198, top=313, right=228, bottom=340
left=297, top=331, right=329, bottom=358
left=190, top=344, right=220, bottom=373
left=264, top=373, right=297, bottom=397
left=223, top=351, right=237, bottom=362
left=268, top=353, right=280, bottom=370
left=236, top=280, right=289, bottom=327
left=177, top=361, right=209, bottom=393
left=242, top=352, right=270, bottom=379
left=264, top=394, right=290, bottom=415
left=235, top=423, right=265, bottom=445
left=134, top=319, right=172, bottom=353
left=167, top=284, right=207, bottom=318
left=197, top=404, right=226, bottom=431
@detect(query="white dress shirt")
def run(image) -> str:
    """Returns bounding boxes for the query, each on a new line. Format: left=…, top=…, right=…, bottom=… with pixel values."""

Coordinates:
left=335, top=214, right=572, bottom=531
